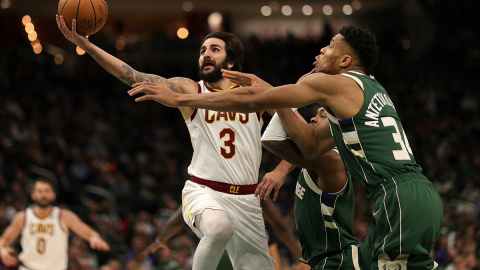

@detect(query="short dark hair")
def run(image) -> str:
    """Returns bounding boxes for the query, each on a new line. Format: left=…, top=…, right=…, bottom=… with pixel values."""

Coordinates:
left=33, top=177, right=56, bottom=192
left=203, top=32, right=244, bottom=71
left=339, top=26, right=379, bottom=72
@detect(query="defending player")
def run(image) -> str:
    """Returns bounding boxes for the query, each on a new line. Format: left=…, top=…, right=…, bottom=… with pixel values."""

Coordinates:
left=128, top=25, right=443, bottom=269
left=56, top=16, right=274, bottom=270
left=0, top=177, right=110, bottom=270
left=260, top=107, right=360, bottom=269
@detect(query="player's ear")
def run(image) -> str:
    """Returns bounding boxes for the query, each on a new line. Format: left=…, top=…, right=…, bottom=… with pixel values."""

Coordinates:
left=228, top=61, right=235, bottom=70
left=340, top=55, right=352, bottom=67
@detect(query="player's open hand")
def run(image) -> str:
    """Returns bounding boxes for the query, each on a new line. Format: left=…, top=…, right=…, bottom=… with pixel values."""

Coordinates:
left=89, top=236, right=111, bottom=251
left=222, top=70, right=272, bottom=88
left=255, top=170, right=286, bottom=201
left=0, top=247, right=19, bottom=267
left=56, top=15, right=90, bottom=49
left=141, top=241, right=171, bottom=258
left=128, top=82, right=180, bottom=107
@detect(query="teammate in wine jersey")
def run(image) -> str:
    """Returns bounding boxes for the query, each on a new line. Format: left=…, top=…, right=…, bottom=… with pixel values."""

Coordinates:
left=130, top=25, right=443, bottom=270
left=57, top=16, right=274, bottom=269
left=0, top=178, right=110, bottom=270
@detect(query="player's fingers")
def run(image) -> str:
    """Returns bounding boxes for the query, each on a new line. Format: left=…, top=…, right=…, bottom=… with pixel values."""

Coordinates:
left=263, top=185, right=274, bottom=200
left=128, top=84, right=149, bottom=95
left=135, top=94, right=154, bottom=102
left=56, top=16, right=70, bottom=35
left=254, top=181, right=266, bottom=197
left=72, top=19, right=78, bottom=36
left=272, top=186, right=280, bottom=201
left=222, top=69, right=251, bottom=76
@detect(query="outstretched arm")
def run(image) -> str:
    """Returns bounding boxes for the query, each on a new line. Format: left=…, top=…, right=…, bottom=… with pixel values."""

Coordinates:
left=62, top=209, right=110, bottom=251
left=56, top=16, right=195, bottom=93
left=0, top=212, right=24, bottom=267
left=128, top=72, right=339, bottom=112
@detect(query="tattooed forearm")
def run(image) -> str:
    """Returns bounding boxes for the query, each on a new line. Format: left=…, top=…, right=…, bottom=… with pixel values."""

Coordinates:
left=119, top=65, right=179, bottom=92
left=119, top=64, right=137, bottom=85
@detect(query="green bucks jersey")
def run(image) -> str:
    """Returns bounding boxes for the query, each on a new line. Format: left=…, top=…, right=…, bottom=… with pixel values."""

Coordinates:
left=327, top=71, right=423, bottom=197
left=294, top=169, right=357, bottom=264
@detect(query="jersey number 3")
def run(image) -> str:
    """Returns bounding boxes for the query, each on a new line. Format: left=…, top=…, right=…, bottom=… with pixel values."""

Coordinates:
left=220, top=128, right=236, bottom=159
left=381, top=117, right=413, bottom=160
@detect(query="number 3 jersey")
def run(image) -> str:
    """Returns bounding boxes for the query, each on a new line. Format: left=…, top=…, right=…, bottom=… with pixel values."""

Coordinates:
left=186, top=81, right=262, bottom=185
left=19, top=206, right=68, bottom=270
left=327, top=71, right=423, bottom=198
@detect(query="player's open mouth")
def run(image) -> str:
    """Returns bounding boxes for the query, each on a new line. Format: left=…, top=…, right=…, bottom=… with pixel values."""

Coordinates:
left=203, top=64, right=214, bottom=71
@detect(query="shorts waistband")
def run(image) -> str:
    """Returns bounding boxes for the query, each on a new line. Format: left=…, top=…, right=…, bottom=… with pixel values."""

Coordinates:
left=373, top=173, right=431, bottom=200
left=190, top=176, right=257, bottom=195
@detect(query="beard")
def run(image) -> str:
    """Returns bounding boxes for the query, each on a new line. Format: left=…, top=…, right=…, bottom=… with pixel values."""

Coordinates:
left=34, top=198, right=53, bottom=208
left=199, top=59, right=229, bottom=83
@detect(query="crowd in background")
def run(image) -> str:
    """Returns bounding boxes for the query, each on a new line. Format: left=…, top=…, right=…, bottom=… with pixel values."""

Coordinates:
left=1, top=1, right=479, bottom=269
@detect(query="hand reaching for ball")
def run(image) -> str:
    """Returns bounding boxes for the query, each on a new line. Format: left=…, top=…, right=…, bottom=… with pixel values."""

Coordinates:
left=56, top=15, right=90, bottom=50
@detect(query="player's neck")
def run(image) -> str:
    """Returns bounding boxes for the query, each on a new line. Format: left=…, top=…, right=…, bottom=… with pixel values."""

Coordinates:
left=33, top=205, right=53, bottom=218
left=206, top=78, right=235, bottom=91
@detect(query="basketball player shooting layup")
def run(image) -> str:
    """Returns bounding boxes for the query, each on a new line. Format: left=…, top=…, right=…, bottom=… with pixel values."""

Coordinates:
left=56, top=15, right=275, bottom=270
left=127, top=25, right=444, bottom=270
left=0, top=178, right=110, bottom=270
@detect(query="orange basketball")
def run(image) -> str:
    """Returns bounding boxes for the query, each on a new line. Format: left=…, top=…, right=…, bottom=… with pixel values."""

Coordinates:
left=58, top=0, right=108, bottom=36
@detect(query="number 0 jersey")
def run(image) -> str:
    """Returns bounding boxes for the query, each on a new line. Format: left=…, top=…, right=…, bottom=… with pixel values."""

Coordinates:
left=19, top=206, right=68, bottom=270
left=186, top=81, right=262, bottom=185
left=327, top=71, right=423, bottom=198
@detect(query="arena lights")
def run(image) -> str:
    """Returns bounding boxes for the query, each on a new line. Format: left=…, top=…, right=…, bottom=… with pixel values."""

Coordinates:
left=54, top=54, right=64, bottom=65
left=76, top=46, right=86, bottom=55
left=281, top=5, right=292, bottom=16
left=302, top=5, right=313, bottom=16
left=0, top=0, right=11, bottom=9
left=115, top=36, right=126, bottom=51
left=33, top=43, right=42, bottom=54
left=28, top=31, right=38, bottom=41
left=260, top=6, right=272, bottom=16
left=25, top=23, right=34, bottom=34
left=177, top=27, right=189, bottom=39
left=352, top=0, right=362, bottom=10
left=182, top=1, right=193, bottom=12
left=343, top=5, right=353, bottom=15
left=22, top=15, right=31, bottom=26
left=269, top=1, right=280, bottom=11
left=23, top=15, right=43, bottom=54
left=323, top=5, right=333, bottom=16
left=208, top=12, right=223, bottom=32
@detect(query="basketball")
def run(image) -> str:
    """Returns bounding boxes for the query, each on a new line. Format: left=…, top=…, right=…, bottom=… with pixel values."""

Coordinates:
left=58, top=0, right=108, bottom=36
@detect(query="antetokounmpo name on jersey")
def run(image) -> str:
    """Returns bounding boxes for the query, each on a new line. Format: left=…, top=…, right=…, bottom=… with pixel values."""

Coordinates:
left=204, top=110, right=250, bottom=124
left=365, top=93, right=395, bottom=127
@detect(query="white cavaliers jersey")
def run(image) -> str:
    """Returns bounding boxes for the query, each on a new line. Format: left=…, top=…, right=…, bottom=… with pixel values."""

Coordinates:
left=186, top=81, right=263, bottom=185
left=19, top=206, right=68, bottom=270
